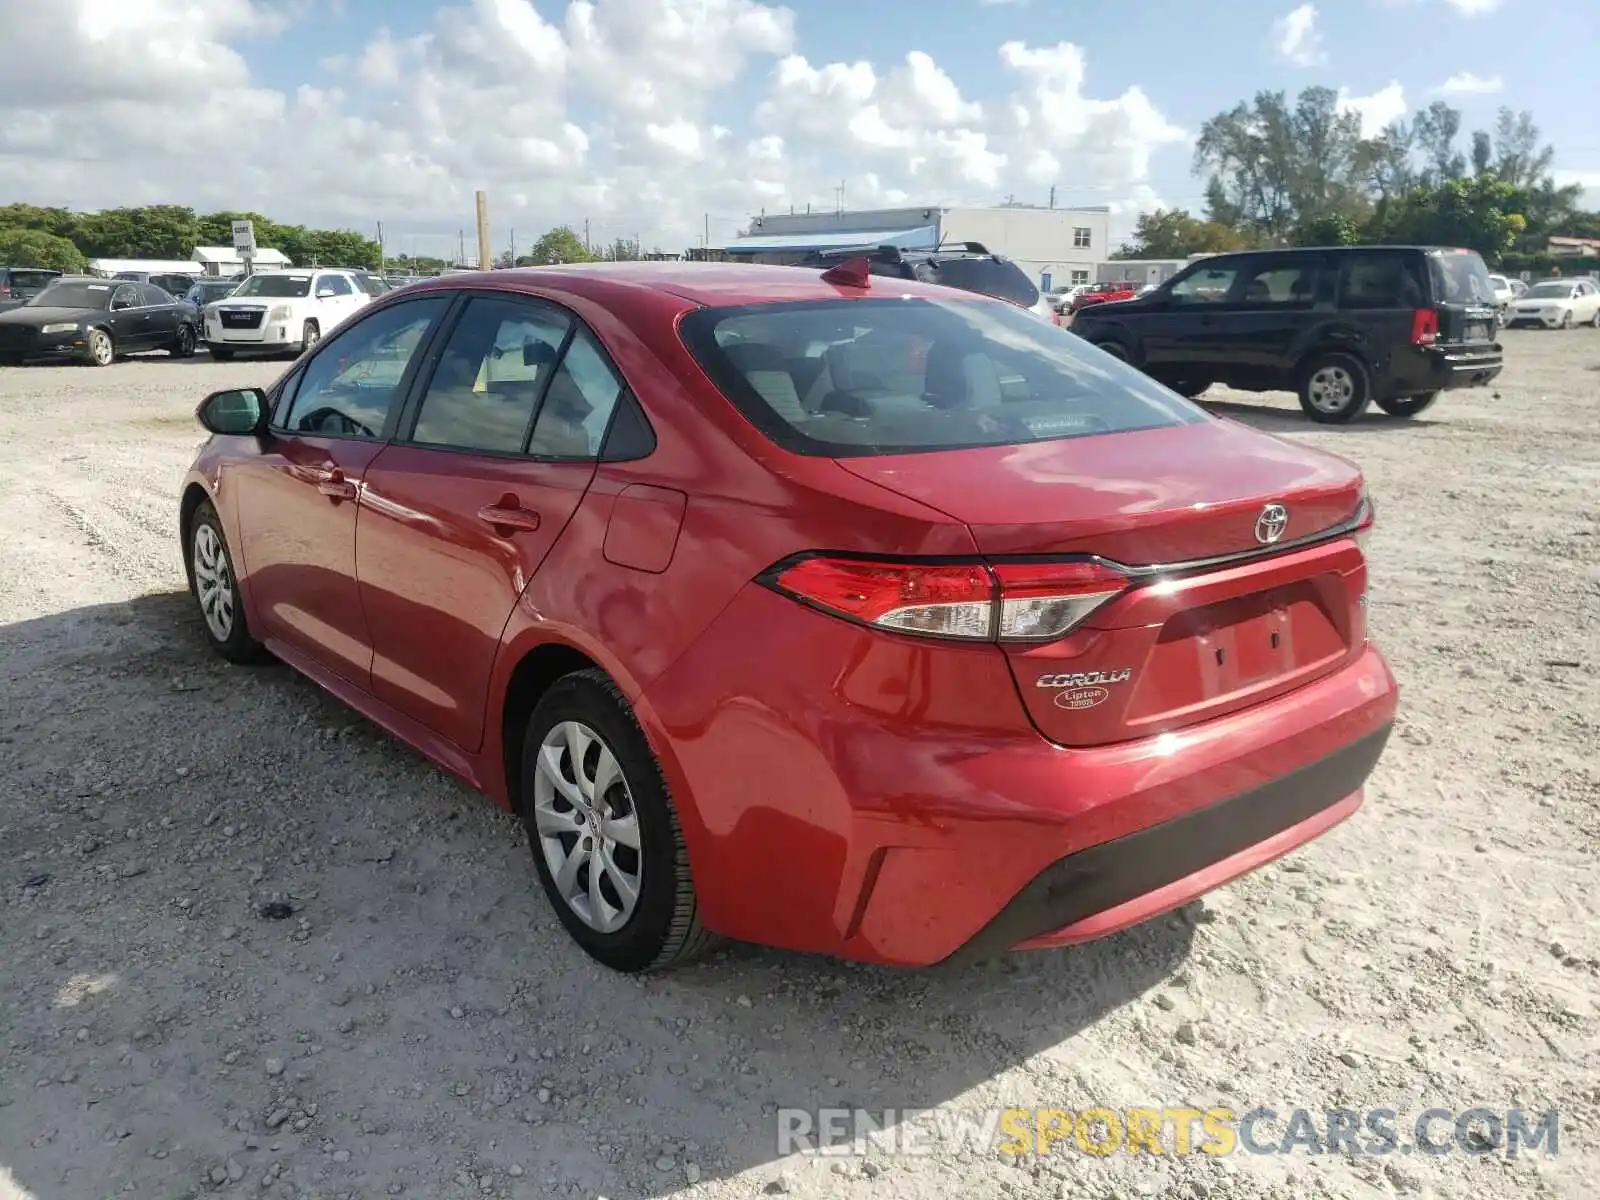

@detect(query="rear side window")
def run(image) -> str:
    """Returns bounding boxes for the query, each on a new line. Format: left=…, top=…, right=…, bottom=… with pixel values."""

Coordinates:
left=1339, top=252, right=1426, bottom=309
left=914, top=257, right=1039, bottom=308
left=679, top=297, right=1205, bottom=458
left=1427, top=250, right=1497, bottom=305
left=1239, top=257, right=1320, bottom=306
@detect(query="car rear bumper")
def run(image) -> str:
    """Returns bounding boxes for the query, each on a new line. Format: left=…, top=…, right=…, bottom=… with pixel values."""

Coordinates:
left=1381, top=344, right=1502, bottom=397
left=643, top=585, right=1399, bottom=967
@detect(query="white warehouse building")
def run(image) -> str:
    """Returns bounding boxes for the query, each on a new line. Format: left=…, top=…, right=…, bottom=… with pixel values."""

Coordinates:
left=721, top=204, right=1111, bottom=291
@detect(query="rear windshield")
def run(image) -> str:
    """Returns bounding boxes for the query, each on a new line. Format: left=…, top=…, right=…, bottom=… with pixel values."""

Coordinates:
left=1428, top=250, right=1497, bottom=305
left=28, top=281, right=114, bottom=309
left=8, top=270, right=59, bottom=293
left=232, top=275, right=312, bottom=298
left=911, top=257, right=1039, bottom=308
left=678, top=297, right=1205, bottom=458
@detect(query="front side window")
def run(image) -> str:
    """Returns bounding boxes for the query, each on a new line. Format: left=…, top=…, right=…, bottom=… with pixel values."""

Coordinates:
left=111, top=284, right=141, bottom=309
left=279, top=297, right=449, bottom=438
left=409, top=296, right=571, bottom=454
left=1167, top=264, right=1239, bottom=304
left=679, top=296, right=1205, bottom=458
left=315, top=274, right=354, bottom=296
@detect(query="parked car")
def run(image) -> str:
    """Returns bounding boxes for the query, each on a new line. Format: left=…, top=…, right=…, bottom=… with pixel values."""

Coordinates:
left=184, top=278, right=242, bottom=311
left=1068, top=281, right=1139, bottom=314
left=0, top=266, right=63, bottom=312
left=795, top=242, right=1056, bottom=322
left=113, top=270, right=198, bottom=297
left=178, top=262, right=1396, bottom=972
left=0, top=278, right=200, bottom=365
left=1068, top=245, right=1504, bottom=423
left=1486, top=273, right=1525, bottom=318
left=203, top=268, right=372, bottom=359
left=1502, top=278, right=1600, bottom=329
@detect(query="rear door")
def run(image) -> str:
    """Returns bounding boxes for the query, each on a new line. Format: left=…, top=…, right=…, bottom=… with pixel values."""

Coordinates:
left=356, top=292, right=628, bottom=751
left=1209, top=252, right=1329, bottom=388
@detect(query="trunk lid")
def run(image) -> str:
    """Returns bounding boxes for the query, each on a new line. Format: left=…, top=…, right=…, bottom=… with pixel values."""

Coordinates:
left=836, top=420, right=1369, bottom=747
left=1427, top=248, right=1500, bottom=347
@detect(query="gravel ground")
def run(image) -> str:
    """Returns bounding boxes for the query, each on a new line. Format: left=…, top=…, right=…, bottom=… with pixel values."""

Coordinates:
left=1, top=334, right=1597, bottom=1200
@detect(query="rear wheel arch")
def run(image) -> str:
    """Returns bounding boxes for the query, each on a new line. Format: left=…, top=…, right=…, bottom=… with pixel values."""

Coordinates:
left=500, top=642, right=602, bottom=815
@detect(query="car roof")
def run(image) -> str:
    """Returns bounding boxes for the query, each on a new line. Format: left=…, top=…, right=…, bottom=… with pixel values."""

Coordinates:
left=392, top=262, right=989, bottom=310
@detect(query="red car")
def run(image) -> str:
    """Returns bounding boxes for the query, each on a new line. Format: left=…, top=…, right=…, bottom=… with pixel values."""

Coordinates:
left=180, top=260, right=1397, bottom=972
left=1069, top=281, right=1140, bottom=313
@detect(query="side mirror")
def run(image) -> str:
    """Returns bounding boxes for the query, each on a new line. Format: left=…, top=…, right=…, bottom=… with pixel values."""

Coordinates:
left=197, top=387, right=268, bottom=437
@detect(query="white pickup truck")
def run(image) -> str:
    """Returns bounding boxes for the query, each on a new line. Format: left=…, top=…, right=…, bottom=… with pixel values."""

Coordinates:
left=204, top=269, right=371, bottom=359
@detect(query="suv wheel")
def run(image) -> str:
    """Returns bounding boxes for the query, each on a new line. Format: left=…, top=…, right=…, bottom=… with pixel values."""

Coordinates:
left=1169, top=379, right=1211, bottom=399
left=300, top=320, right=321, bottom=352
left=1298, top=352, right=1371, bottom=424
left=1092, top=340, right=1129, bottom=362
left=519, top=670, right=719, bottom=972
left=1375, top=392, right=1438, bottom=419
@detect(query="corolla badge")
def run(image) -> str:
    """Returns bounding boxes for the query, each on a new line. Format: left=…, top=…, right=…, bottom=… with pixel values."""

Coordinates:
left=1254, top=503, right=1289, bottom=545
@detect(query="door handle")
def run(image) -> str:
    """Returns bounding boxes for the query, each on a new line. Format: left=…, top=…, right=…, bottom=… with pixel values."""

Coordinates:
left=317, top=471, right=357, bottom=501
left=477, top=500, right=541, bottom=534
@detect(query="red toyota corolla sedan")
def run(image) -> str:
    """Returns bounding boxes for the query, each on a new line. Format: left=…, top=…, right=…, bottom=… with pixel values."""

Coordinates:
left=179, top=260, right=1397, bottom=972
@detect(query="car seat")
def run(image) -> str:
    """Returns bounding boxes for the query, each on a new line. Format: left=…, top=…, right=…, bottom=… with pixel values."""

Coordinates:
left=922, top=339, right=1003, bottom=410
left=723, top=342, right=806, bottom=424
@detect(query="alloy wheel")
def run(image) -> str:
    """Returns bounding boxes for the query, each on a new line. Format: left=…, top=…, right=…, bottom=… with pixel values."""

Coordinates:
left=530, top=720, right=643, bottom=934
left=1307, top=365, right=1355, bottom=414
left=191, top=523, right=235, bottom=641
left=90, top=331, right=113, bottom=366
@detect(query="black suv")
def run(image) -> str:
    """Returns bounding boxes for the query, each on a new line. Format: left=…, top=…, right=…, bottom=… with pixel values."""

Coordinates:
left=0, top=266, right=63, bottom=311
left=1068, top=245, right=1503, bottom=423
left=795, top=242, right=1054, bottom=320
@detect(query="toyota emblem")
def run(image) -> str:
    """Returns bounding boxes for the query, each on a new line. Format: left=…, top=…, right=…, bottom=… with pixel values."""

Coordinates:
left=1254, top=503, right=1289, bottom=545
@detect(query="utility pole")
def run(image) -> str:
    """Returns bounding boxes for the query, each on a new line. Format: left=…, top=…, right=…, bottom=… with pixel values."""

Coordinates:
left=1048, top=186, right=1056, bottom=210
left=458, top=229, right=465, bottom=266
left=475, top=190, right=491, bottom=270
left=376, top=220, right=385, bottom=273
left=584, top=219, right=590, bottom=254
left=509, top=229, right=516, bottom=266
left=703, top=213, right=709, bottom=251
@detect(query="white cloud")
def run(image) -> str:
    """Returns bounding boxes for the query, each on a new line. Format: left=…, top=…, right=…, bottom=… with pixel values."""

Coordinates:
left=1273, top=4, right=1326, bottom=67
left=0, top=0, right=1189, bottom=254
left=1553, top=170, right=1600, bottom=207
left=1442, top=0, right=1502, bottom=13
left=1336, top=82, right=1407, bottom=137
left=1431, top=71, right=1503, bottom=95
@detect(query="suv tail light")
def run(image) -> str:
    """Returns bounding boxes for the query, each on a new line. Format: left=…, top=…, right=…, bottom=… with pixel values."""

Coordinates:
left=764, top=556, right=1129, bottom=643
left=1410, top=308, right=1439, bottom=346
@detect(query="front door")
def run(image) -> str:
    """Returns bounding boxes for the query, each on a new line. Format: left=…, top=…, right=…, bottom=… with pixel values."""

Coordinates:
left=108, top=284, right=155, bottom=351
left=357, top=293, right=629, bottom=751
left=1137, top=259, right=1244, bottom=383
left=230, top=294, right=452, bottom=685
left=1204, top=252, right=1328, bottom=388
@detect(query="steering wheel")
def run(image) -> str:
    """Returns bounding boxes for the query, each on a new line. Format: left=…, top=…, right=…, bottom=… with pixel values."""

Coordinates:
left=297, top=406, right=376, bottom=439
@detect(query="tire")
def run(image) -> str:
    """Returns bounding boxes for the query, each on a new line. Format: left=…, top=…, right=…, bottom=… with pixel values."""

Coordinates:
left=1169, top=379, right=1211, bottom=399
left=519, top=669, right=718, bottom=972
left=186, top=500, right=268, bottom=664
left=1559, top=311, right=1573, bottom=330
left=1375, top=392, right=1438, bottom=419
left=1092, top=340, right=1129, bottom=362
left=170, top=322, right=197, bottom=358
left=300, top=320, right=321, bottom=352
left=207, top=344, right=235, bottom=361
left=1297, top=351, right=1372, bottom=424
left=1591, top=307, right=1600, bottom=329
left=86, top=328, right=115, bottom=367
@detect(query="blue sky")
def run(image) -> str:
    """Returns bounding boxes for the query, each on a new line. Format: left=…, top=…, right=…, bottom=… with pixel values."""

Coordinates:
left=4, top=0, right=1595, bottom=249
left=263, top=0, right=1600, bottom=217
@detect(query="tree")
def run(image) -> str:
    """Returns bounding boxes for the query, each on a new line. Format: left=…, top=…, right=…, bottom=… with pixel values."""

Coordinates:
left=598, top=237, right=642, bottom=262
left=1369, top=174, right=1526, bottom=264
left=1112, top=209, right=1247, bottom=259
left=1413, top=101, right=1467, bottom=187
left=1194, top=87, right=1371, bottom=243
left=0, top=226, right=86, bottom=272
left=1291, top=213, right=1363, bottom=248
left=1486, top=108, right=1555, bottom=190
left=525, top=226, right=595, bottom=265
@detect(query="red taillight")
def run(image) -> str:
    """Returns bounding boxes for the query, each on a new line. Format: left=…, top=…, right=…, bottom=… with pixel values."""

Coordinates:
left=1411, top=308, right=1438, bottom=346
left=0, top=286, right=10, bottom=299
left=767, top=556, right=1129, bottom=642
